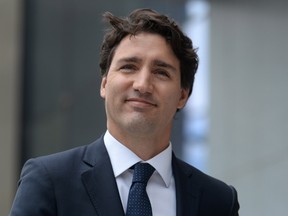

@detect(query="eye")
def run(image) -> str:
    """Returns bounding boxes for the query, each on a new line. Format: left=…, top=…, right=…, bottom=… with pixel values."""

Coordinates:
left=154, top=69, right=170, bottom=79
left=119, top=64, right=137, bottom=73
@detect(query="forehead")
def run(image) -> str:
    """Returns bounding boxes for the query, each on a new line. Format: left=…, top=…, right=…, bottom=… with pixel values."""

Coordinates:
left=111, top=32, right=179, bottom=68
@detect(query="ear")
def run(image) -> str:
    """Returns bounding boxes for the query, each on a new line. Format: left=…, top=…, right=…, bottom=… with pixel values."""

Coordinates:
left=177, top=88, right=189, bottom=109
left=100, top=76, right=107, bottom=99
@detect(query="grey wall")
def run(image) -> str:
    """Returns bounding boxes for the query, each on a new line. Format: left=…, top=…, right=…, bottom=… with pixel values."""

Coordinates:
left=209, top=1, right=288, bottom=215
left=0, top=0, right=22, bottom=215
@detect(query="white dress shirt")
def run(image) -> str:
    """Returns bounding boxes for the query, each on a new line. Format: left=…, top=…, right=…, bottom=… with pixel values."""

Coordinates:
left=104, top=130, right=176, bottom=216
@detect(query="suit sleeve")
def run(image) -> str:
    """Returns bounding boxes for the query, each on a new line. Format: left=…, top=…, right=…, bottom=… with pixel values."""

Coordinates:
left=229, top=186, right=240, bottom=216
left=9, top=158, right=57, bottom=216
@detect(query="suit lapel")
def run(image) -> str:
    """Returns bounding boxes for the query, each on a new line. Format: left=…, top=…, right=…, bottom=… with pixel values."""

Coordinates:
left=172, top=155, right=201, bottom=216
left=81, top=137, right=125, bottom=216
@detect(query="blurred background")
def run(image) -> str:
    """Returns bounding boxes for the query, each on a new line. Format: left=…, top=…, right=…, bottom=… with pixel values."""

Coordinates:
left=1, top=0, right=288, bottom=215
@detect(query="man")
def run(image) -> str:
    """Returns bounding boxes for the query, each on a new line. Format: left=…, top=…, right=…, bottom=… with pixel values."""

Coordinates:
left=10, top=8, right=239, bottom=216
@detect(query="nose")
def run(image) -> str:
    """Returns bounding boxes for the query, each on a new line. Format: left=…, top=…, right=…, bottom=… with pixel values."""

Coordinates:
left=132, top=69, right=153, bottom=94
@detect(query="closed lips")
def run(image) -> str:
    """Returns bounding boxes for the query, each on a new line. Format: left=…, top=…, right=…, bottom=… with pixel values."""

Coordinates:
left=126, top=98, right=157, bottom=106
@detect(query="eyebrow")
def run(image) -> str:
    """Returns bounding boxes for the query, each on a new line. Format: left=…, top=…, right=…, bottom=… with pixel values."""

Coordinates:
left=152, top=59, right=177, bottom=72
left=116, top=57, right=177, bottom=72
left=116, top=57, right=142, bottom=64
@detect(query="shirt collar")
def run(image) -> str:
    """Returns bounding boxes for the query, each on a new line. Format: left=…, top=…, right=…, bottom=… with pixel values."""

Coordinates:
left=104, top=130, right=173, bottom=187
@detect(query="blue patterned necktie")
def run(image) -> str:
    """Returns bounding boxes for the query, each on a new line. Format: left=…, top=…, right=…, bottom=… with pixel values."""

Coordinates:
left=126, top=163, right=155, bottom=216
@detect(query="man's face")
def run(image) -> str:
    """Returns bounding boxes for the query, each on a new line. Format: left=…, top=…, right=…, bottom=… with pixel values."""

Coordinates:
left=100, top=32, right=189, bottom=137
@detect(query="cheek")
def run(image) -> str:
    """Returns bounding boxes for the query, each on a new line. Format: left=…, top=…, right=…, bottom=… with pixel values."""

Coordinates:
left=162, top=92, right=179, bottom=108
left=104, top=79, right=123, bottom=103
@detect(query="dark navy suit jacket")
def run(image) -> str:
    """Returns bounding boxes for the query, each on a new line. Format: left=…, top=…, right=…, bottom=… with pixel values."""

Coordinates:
left=10, top=136, right=239, bottom=216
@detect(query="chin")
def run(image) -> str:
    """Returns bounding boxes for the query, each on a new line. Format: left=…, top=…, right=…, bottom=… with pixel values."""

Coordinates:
left=124, top=118, right=156, bottom=134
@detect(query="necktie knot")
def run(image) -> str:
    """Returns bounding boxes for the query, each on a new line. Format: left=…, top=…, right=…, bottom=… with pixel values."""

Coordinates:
left=132, top=163, right=155, bottom=184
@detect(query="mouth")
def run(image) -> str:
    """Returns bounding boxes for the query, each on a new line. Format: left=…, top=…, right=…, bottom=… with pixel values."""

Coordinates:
left=125, top=98, right=157, bottom=108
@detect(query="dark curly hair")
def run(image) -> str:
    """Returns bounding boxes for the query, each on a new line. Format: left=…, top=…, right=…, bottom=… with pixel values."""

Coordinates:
left=99, top=8, right=199, bottom=97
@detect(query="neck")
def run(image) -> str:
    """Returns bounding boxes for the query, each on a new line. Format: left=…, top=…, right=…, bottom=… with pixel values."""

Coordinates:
left=108, top=127, right=171, bottom=161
